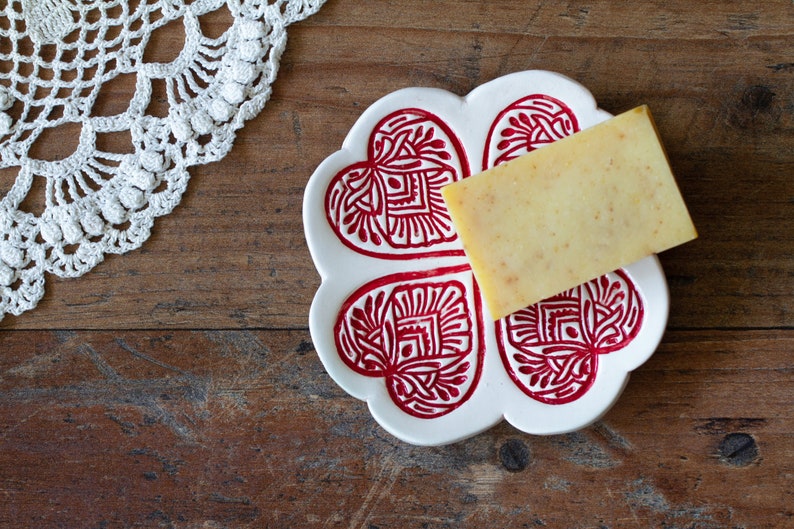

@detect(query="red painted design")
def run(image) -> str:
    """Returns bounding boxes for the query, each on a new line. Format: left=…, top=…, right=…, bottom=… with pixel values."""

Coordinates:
left=325, top=97, right=648, bottom=419
left=326, top=108, right=469, bottom=259
left=483, top=94, right=579, bottom=169
left=497, top=270, right=644, bottom=404
left=335, top=265, right=484, bottom=418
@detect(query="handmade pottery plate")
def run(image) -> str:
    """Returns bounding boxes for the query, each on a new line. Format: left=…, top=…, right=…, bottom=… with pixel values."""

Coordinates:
left=303, top=70, right=669, bottom=446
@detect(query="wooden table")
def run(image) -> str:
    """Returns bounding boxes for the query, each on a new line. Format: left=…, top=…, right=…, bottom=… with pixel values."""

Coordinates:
left=2, top=1, right=792, bottom=527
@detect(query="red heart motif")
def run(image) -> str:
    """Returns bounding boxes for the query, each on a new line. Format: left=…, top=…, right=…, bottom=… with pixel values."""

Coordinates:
left=334, top=265, right=484, bottom=418
left=325, top=92, right=645, bottom=418
left=326, top=108, right=470, bottom=260
left=497, top=270, right=644, bottom=404
left=483, top=94, right=580, bottom=169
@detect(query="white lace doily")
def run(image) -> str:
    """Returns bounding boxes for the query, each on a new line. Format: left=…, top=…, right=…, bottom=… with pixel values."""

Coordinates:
left=0, top=0, right=325, bottom=322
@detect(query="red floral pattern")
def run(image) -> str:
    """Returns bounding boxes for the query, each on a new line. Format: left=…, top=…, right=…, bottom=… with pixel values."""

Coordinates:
left=497, top=271, right=644, bottom=404
left=483, top=94, right=579, bottom=169
left=335, top=266, right=484, bottom=418
left=324, top=92, right=645, bottom=420
left=326, top=108, right=469, bottom=259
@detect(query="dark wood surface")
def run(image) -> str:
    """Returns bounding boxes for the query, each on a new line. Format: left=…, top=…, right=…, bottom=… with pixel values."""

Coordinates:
left=1, top=1, right=792, bottom=527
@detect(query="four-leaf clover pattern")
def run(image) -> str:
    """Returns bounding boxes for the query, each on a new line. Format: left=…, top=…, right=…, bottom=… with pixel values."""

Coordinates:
left=305, top=72, right=665, bottom=445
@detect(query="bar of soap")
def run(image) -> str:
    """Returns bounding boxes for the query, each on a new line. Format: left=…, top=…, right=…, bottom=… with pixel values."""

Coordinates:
left=441, top=105, right=697, bottom=320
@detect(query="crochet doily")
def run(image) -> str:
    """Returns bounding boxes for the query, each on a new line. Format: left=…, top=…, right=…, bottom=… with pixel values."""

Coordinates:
left=0, top=0, right=325, bottom=322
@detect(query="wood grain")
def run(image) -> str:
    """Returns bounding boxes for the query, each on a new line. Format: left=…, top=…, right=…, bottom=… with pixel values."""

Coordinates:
left=0, top=330, right=791, bottom=528
left=0, top=1, right=792, bottom=527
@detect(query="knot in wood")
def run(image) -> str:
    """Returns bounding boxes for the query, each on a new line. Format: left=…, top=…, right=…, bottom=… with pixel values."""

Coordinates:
left=499, top=438, right=530, bottom=472
left=718, top=432, right=759, bottom=466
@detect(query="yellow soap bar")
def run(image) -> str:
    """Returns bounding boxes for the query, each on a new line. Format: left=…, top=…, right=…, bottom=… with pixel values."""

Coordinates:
left=442, top=105, right=697, bottom=320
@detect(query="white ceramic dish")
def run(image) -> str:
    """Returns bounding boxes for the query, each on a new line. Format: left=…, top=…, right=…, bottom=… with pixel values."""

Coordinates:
left=303, top=70, right=669, bottom=446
